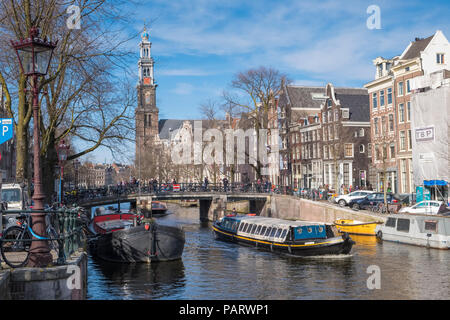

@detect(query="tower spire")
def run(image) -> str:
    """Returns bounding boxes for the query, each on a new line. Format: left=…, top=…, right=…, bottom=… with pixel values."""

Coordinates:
left=138, top=24, right=154, bottom=85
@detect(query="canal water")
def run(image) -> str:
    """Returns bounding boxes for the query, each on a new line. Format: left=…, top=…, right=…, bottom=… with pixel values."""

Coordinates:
left=87, top=203, right=450, bottom=300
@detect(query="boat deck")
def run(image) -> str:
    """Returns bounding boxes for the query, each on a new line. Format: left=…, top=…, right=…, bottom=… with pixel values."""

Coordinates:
left=96, top=219, right=133, bottom=232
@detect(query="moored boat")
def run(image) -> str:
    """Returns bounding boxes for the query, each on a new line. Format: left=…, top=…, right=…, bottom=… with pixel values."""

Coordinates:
left=180, top=199, right=198, bottom=207
left=212, top=215, right=355, bottom=257
left=334, top=219, right=383, bottom=236
left=151, top=201, right=169, bottom=216
left=87, top=207, right=185, bottom=263
left=375, top=213, right=450, bottom=249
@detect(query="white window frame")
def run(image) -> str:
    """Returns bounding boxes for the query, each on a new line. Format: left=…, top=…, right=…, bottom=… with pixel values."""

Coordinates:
left=344, top=143, right=354, bottom=158
left=380, top=90, right=385, bottom=107
left=399, top=131, right=406, bottom=151
left=398, top=103, right=405, bottom=123
left=407, top=101, right=411, bottom=122
left=388, top=113, right=394, bottom=132
left=387, top=87, right=393, bottom=106
left=398, top=82, right=404, bottom=96
left=406, top=79, right=411, bottom=94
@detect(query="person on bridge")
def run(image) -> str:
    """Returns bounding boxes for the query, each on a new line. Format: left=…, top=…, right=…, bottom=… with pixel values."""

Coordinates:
left=204, top=177, right=209, bottom=191
left=232, top=208, right=237, bottom=216
left=223, top=177, right=229, bottom=192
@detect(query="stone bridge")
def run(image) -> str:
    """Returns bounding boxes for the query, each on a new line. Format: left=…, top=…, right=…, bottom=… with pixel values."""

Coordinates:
left=77, top=192, right=269, bottom=222
left=78, top=192, right=385, bottom=224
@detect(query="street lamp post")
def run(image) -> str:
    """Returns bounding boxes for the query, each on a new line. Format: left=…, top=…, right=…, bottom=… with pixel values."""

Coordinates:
left=74, top=159, right=80, bottom=191
left=57, top=140, right=70, bottom=205
left=11, top=27, right=57, bottom=267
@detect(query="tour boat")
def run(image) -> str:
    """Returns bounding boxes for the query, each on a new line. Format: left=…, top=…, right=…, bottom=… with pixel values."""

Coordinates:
left=334, top=219, right=383, bottom=236
left=212, top=215, right=355, bottom=256
left=375, top=213, right=450, bottom=249
left=87, top=207, right=185, bottom=263
left=151, top=201, right=169, bottom=216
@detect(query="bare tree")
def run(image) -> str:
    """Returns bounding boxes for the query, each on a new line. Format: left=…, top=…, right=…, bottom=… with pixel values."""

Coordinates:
left=0, top=0, right=138, bottom=200
left=223, top=66, right=289, bottom=179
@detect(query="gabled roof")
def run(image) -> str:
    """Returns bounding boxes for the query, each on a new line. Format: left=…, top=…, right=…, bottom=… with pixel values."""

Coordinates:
left=158, top=119, right=187, bottom=140
left=279, top=86, right=326, bottom=109
left=335, top=90, right=370, bottom=122
left=401, top=35, right=434, bottom=60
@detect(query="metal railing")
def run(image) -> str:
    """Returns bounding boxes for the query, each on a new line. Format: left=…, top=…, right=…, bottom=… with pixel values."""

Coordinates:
left=63, top=182, right=295, bottom=204
left=0, top=207, right=86, bottom=268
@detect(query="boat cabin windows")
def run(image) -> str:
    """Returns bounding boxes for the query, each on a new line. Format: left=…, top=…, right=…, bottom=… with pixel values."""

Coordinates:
left=275, top=228, right=282, bottom=238
left=270, top=228, right=277, bottom=237
left=396, top=218, right=410, bottom=232
left=232, top=222, right=238, bottom=231
left=239, top=223, right=245, bottom=232
left=386, top=217, right=396, bottom=228
left=265, top=227, right=272, bottom=236
left=424, top=220, right=438, bottom=233
left=261, top=226, right=267, bottom=235
left=281, top=229, right=287, bottom=239
left=256, top=225, right=262, bottom=234
left=250, top=225, right=257, bottom=234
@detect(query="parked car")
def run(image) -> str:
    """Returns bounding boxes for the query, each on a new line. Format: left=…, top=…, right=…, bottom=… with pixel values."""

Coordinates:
left=334, top=190, right=375, bottom=207
left=398, top=200, right=449, bottom=215
left=348, top=192, right=403, bottom=211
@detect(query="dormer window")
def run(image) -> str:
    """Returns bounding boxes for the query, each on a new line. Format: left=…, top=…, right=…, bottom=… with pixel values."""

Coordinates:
left=377, top=64, right=383, bottom=77
left=327, top=99, right=332, bottom=108
left=437, top=53, right=445, bottom=64
left=386, top=63, right=391, bottom=72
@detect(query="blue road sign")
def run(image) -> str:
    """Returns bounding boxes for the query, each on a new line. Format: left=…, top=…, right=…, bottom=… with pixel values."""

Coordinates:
left=0, top=118, right=14, bottom=145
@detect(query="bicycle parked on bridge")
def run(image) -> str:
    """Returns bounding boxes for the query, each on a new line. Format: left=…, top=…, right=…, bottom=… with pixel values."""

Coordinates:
left=0, top=212, right=60, bottom=268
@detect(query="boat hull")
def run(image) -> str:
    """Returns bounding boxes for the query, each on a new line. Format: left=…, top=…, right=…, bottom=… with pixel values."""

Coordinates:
left=212, top=225, right=353, bottom=256
left=89, top=223, right=185, bottom=263
left=335, top=219, right=381, bottom=236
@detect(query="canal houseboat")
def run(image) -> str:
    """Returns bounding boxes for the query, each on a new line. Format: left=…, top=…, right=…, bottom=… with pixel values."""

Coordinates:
left=334, top=219, right=383, bottom=236
left=212, top=215, right=355, bottom=256
left=88, top=207, right=185, bottom=263
left=375, top=214, right=450, bottom=249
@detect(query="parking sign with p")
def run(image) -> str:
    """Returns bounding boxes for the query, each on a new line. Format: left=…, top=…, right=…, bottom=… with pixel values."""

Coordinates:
left=0, top=119, right=14, bottom=145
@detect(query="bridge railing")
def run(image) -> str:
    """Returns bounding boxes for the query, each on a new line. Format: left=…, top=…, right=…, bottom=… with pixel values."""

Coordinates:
left=65, top=182, right=297, bottom=204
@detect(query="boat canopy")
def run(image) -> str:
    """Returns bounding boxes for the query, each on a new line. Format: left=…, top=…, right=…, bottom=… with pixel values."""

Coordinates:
left=220, top=216, right=328, bottom=240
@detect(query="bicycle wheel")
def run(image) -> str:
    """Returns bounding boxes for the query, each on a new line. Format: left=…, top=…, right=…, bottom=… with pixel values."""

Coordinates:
left=1, top=226, right=31, bottom=268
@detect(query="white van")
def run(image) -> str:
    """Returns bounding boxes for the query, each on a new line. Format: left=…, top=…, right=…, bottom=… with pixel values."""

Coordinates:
left=1, top=183, right=29, bottom=210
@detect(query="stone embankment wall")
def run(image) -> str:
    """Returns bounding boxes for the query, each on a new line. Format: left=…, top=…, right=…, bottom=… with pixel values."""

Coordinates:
left=0, top=250, right=87, bottom=300
left=261, top=195, right=386, bottom=223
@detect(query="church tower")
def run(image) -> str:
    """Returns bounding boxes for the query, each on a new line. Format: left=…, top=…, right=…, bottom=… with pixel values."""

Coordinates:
left=135, top=26, right=159, bottom=155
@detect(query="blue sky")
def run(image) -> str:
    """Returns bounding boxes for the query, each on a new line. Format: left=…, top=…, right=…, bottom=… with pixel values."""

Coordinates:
left=90, top=0, right=450, bottom=163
